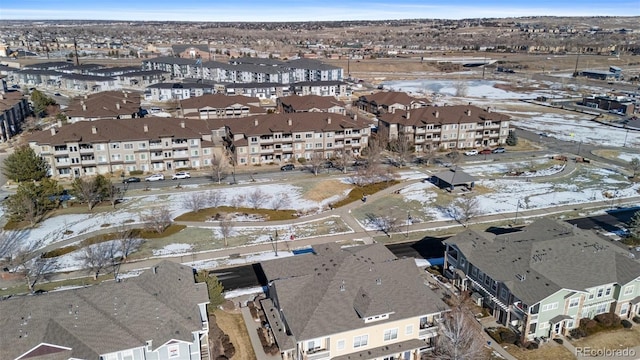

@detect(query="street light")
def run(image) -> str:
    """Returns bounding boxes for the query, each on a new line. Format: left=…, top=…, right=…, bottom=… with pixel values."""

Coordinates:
left=624, top=127, right=629, bottom=147
left=270, top=230, right=278, bottom=256
left=514, top=199, right=521, bottom=224
left=406, top=212, right=412, bottom=237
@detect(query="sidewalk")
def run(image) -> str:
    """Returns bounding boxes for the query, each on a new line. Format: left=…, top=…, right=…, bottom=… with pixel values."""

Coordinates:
left=240, top=306, right=280, bottom=360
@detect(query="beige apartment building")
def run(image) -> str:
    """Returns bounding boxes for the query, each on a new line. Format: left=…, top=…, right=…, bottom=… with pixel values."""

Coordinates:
left=377, top=105, right=511, bottom=152
left=260, top=243, right=447, bottom=360
left=27, top=118, right=227, bottom=178
left=225, top=112, right=371, bottom=166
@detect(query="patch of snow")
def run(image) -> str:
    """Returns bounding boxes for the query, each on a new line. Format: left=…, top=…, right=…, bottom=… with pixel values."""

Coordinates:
left=153, top=243, right=192, bottom=256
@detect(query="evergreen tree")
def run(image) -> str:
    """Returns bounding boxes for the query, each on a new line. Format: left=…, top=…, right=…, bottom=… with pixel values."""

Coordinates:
left=195, top=270, right=225, bottom=312
left=1, top=145, right=49, bottom=182
left=506, top=129, right=518, bottom=146
left=30, top=89, right=57, bottom=117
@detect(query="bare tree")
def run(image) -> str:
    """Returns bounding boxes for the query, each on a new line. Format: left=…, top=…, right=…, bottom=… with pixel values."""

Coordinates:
left=453, top=196, right=482, bottom=224
left=211, top=152, right=231, bottom=184
left=247, top=188, right=270, bottom=209
left=454, top=80, right=468, bottom=97
left=76, top=241, right=117, bottom=280
left=183, top=191, right=206, bottom=212
left=116, top=227, right=142, bottom=262
left=141, top=207, right=172, bottom=233
left=71, top=175, right=109, bottom=211
left=365, top=213, right=399, bottom=236
left=106, top=182, right=121, bottom=209
left=0, top=230, right=26, bottom=263
left=630, top=157, right=640, bottom=178
left=219, top=215, right=234, bottom=247
left=271, top=192, right=291, bottom=210
left=230, top=194, right=245, bottom=209
left=430, top=299, right=488, bottom=360
left=206, top=190, right=226, bottom=208
left=388, top=138, right=414, bottom=167
left=308, top=151, right=326, bottom=176
left=10, top=239, right=58, bottom=293
left=332, top=148, right=353, bottom=174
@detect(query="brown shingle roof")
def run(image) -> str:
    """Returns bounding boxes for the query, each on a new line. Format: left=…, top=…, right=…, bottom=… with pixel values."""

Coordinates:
left=361, top=91, right=424, bottom=106
left=226, top=112, right=369, bottom=138
left=0, top=91, right=25, bottom=112
left=65, top=91, right=141, bottom=119
left=378, top=104, right=509, bottom=126
left=180, top=93, right=257, bottom=109
left=278, top=94, right=343, bottom=112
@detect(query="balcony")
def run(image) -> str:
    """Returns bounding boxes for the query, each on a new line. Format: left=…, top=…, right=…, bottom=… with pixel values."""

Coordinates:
left=419, top=325, right=439, bottom=339
left=149, top=142, right=162, bottom=148
left=306, top=349, right=330, bottom=360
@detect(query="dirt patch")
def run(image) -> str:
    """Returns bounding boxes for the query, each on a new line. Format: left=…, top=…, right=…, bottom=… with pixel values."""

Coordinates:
left=304, top=179, right=352, bottom=202
left=213, top=309, right=257, bottom=360
left=504, top=342, right=575, bottom=360
left=571, top=326, right=640, bottom=350
left=592, top=149, right=622, bottom=161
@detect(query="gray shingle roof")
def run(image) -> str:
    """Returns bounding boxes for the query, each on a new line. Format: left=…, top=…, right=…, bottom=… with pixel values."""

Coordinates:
left=444, top=218, right=640, bottom=305
left=0, top=261, right=209, bottom=360
left=260, top=244, right=445, bottom=343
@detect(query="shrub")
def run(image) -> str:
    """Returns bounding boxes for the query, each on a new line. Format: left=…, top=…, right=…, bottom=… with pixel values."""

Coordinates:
left=129, top=170, right=143, bottom=175
left=633, top=316, right=640, bottom=324
left=553, top=338, right=563, bottom=345
left=42, top=245, right=78, bottom=258
left=622, top=320, right=633, bottom=329
left=485, top=327, right=517, bottom=344
left=594, top=313, right=621, bottom=327
left=570, top=328, right=587, bottom=339
left=526, top=341, right=539, bottom=350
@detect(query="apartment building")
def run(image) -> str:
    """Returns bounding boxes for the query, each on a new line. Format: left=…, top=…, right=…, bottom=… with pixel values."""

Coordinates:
left=260, top=243, right=447, bottom=360
left=377, top=105, right=510, bottom=151
left=277, top=94, right=346, bottom=115
left=179, top=93, right=264, bottom=119
left=64, top=90, right=142, bottom=122
left=356, top=91, right=430, bottom=115
left=290, top=80, right=349, bottom=97
left=146, top=82, right=217, bottom=101
left=443, top=218, right=640, bottom=341
left=0, top=261, right=211, bottom=360
left=27, top=117, right=227, bottom=178
left=225, top=112, right=370, bottom=166
left=0, top=83, right=29, bottom=142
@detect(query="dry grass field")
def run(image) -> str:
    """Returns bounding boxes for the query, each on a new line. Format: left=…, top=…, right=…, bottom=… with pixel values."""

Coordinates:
left=214, top=309, right=257, bottom=360
left=571, top=326, right=640, bottom=351
left=504, top=342, right=576, bottom=360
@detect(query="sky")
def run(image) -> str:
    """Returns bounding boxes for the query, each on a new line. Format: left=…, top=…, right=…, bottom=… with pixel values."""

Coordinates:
left=1, top=0, right=638, bottom=22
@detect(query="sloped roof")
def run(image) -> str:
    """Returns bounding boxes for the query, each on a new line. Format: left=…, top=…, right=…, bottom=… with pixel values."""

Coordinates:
left=260, top=244, right=445, bottom=342
left=0, top=91, right=25, bottom=112
left=444, top=218, right=640, bottom=305
left=225, top=112, right=369, bottom=138
left=0, top=261, right=209, bottom=360
left=378, top=104, right=509, bottom=126
left=65, top=91, right=141, bottom=119
left=360, top=91, right=424, bottom=106
left=278, top=94, right=343, bottom=111
left=180, top=93, right=257, bottom=109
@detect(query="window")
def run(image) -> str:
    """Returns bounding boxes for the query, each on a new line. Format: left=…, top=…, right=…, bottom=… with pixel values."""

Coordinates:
left=353, top=335, right=368, bottom=348
left=305, top=133, right=313, bottom=138
left=605, top=287, right=612, bottom=296
left=124, top=143, right=134, bottom=149
left=621, top=303, right=629, bottom=316
left=139, top=142, right=147, bottom=149
left=250, top=137, right=258, bottom=143
left=541, top=302, right=558, bottom=312
left=596, top=288, right=604, bottom=298
left=484, top=275, right=491, bottom=287
left=471, top=267, right=478, bottom=277
left=110, top=143, right=120, bottom=149
left=588, top=290, right=595, bottom=300
left=596, top=303, right=608, bottom=314
left=569, top=297, right=579, bottom=308
left=95, top=144, right=105, bottom=151
left=500, top=288, right=508, bottom=301
left=140, top=154, right=147, bottom=160
left=295, top=134, right=301, bottom=139
left=566, top=318, right=575, bottom=329
left=491, top=280, right=498, bottom=292
left=190, top=139, right=199, bottom=145
left=539, top=322, right=550, bottom=329
left=405, top=324, right=413, bottom=335
left=336, top=339, right=345, bottom=350
left=624, top=285, right=634, bottom=296
left=191, top=150, right=199, bottom=156
left=307, top=339, right=321, bottom=351
left=111, top=154, right=121, bottom=161
left=124, top=154, right=135, bottom=161
left=383, top=328, right=398, bottom=341
left=167, top=344, right=179, bottom=358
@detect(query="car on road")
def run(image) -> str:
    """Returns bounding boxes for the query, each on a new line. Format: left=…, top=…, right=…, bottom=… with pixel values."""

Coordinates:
left=122, top=176, right=141, bottom=183
left=280, top=164, right=295, bottom=171
left=172, top=171, right=191, bottom=180
left=54, top=92, right=61, bottom=96
left=145, top=173, right=165, bottom=181
left=464, top=150, right=478, bottom=156
left=479, top=148, right=492, bottom=155
left=492, top=147, right=506, bottom=153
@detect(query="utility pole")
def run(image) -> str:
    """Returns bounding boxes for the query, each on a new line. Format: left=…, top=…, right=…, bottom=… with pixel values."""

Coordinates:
left=573, top=50, right=581, bottom=77
left=73, top=37, right=80, bottom=66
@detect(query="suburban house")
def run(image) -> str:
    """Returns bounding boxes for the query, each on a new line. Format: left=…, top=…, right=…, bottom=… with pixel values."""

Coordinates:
left=64, top=91, right=142, bottom=122
left=277, top=94, right=346, bottom=115
left=377, top=105, right=511, bottom=152
left=27, top=117, right=228, bottom=178
left=260, top=243, right=447, bottom=360
left=224, top=112, right=370, bottom=166
left=0, top=261, right=211, bottom=360
left=355, top=91, right=429, bottom=115
left=0, top=83, right=29, bottom=142
left=179, top=94, right=264, bottom=119
left=443, top=218, right=640, bottom=342
left=581, top=94, right=636, bottom=115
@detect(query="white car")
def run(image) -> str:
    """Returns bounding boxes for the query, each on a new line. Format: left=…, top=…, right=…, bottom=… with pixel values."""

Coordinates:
left=464, top=150, right=478, bottom=156
left=172, top=171, right=191, bottom=180
left=145, top=173, right=165, bottom=181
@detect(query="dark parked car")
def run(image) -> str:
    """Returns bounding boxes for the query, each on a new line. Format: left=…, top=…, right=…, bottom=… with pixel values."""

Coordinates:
left=280, top=164, right=295, bottom=171
left=479, top=148, right=492, bottom=155
left=122, top=177, right=141, bottom=183
left=492, top=147, right=506, bottom=153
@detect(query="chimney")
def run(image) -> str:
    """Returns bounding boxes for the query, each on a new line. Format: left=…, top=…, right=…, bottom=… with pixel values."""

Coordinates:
left=434, top=110, right=439, bottom=118
left=57, top=120, right=62, bottom=127
left=123, top=91, right=128, bottom=98
left=116, top=103, right=121, bottom=110
left=91, top=126, right=97, bottom=134
left=0, top=94, right=4, bottom=100
left=180, top=120, right=185, bottom=128
left=122, top=98, right=127, bottom=104
left=354, top=114, right=357, bottom=121
left=287, top=118, right=292, bottom=126
left=466, top=109, right=471, bottom=116
left=327, top=117, right=331, bottom=124
left=487, top=107, right=492, bottom=113
left=254, top=119, right=259, bottom=127
left=143, top=124, right=148, bottom=132
left=50, top=127, right=57, bottom=136
left=83, top=95, right=88, bottom=100
left=82, top=104, right=87, bottom=111
left=406, top=111, right=410, bottom=120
